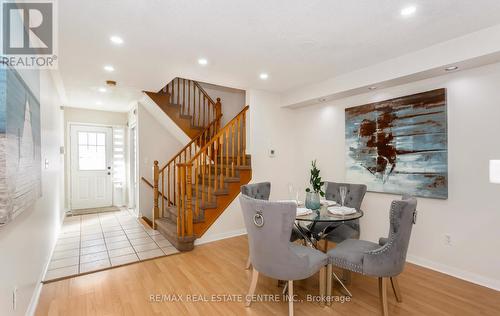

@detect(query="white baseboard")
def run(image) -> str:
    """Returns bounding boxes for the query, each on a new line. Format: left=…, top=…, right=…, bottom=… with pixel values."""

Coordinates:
left=195, top=228, right=247, bottom=246
left=26, top=210, right=65, bottom=316
left=407, top=254, right=500, bottom=291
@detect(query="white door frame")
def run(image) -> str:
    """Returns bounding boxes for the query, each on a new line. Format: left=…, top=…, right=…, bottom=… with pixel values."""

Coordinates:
left=68, top=123, right=114, bottom=210
left=67, top=122, right=119, bottom=211
left=128, top=122, right=138, bottom=214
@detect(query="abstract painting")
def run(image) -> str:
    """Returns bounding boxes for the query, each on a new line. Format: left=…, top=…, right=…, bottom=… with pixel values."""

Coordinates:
left=0, top=68, right=42, bottom=226
left=345, top=89, right=448, bottom=199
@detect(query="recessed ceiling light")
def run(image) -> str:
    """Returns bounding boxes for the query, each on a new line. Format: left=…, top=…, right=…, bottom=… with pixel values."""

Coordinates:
left=198, top=58, right=208, bottom=65
left=259, top=73, right=269, bottom=80
left=369, top=86, right=377, bottom=90
left=445, top=66, right=459, bottom=71
left=104, top=65, right=115, bottom=72
left=110, top=36, right=124, bottom=45
left=318, top=97, right=327, bottom=103
left=98, top=87, right=107, bottom=93
left=401, top=6, right=417, bottom=16
left=96, top=101, right=103, bottom=106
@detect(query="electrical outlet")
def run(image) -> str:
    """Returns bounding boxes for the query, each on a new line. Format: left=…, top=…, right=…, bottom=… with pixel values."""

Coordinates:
left=444, top=234, right=452, bottom=246
left=12, top=287, right=17, bottom=311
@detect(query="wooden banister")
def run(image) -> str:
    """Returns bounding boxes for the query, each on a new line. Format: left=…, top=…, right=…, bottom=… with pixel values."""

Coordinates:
left=174, top=105, right=249, bottom=238
left=189, top=106, right=249, bottom=162
left=151, top=77, right=225, bottom=235
left=151, top=76, right=250, bottom=242
left=163, top=77, right=220, bottom=128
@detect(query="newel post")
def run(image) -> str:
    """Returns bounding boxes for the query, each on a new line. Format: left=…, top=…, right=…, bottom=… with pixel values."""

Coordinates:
left=215, top=97, right=222, bottom=130
left=185, top=163, right=194, bottom=236
left=152, top=160, right=160, bottom=230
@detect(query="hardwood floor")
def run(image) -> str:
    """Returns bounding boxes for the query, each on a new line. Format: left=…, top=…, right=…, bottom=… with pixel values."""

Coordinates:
left=36, top=235, right=500, bottom=316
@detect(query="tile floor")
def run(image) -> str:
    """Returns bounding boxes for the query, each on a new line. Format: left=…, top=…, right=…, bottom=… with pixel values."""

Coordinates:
left=43, top=209, right=179, bottom=282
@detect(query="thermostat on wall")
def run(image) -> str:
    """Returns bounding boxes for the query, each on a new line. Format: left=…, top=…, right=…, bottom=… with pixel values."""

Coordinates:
left=269, top=149, right=276, bottom=158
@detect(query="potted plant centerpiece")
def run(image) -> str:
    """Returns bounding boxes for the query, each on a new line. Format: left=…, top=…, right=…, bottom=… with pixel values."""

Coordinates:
left=305, top=160, right=324, bottom=210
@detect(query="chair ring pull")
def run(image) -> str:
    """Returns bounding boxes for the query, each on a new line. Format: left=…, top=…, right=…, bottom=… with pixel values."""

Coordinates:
left=253, top=211, right=264, bottom=227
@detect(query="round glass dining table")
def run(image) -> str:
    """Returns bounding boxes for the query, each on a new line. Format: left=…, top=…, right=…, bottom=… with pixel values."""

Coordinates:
left=294, top=204, right=364, bottom=249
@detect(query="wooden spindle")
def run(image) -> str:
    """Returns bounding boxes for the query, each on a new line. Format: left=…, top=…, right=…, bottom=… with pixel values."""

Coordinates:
left=195, top=160, right=199, bottom=218
left=203, top=95, right=206, bottom=127
left=177, top=78, right=181, bottom=105
left=185, top=163, right=193, bottom=236
left=183, top=78, right=186, bottom=115
left=201, top=155, right=205, bottom=208
left=243, top=111, right=247, bottom=165
left=237, top=117, right=241, bottom=167
left=178, top=164, right=186, bottom=237
left=161, top=171, right=165, bottom=217
left=231, top=122, right=235, bottom=177
left=214, top=140, right=218, bottom=191
left=188, top=80, right=191, bottom=117
left=216, top=98, right=222, bottom=131
left=167, top=165, right=171, bottom=205
left=225, top=129, right=229, bottom=178
left=208, top=146, right=212, bottom=202
left=219, top=136, right=224, bottom=188
left=153, top=161, right=159, bottom=230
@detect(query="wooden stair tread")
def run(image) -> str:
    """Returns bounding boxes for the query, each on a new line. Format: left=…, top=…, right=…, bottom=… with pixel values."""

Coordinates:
left=155, top=218, right=195, bottom=251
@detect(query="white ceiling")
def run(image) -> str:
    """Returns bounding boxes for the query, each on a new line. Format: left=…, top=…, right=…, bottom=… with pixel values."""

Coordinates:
left=58, top=0, right=500, bottom=112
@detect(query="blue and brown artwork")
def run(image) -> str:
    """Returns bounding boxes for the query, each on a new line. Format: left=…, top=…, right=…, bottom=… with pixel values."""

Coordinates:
left=345, top=88, right=448, bottom=199
left=0, top=68, right=42, bottom=226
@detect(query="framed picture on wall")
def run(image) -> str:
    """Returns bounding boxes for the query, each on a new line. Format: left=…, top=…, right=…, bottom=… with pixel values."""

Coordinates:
left=345, top=88, right=448, bottom=199
left=0, top=67, right=42, bottom=227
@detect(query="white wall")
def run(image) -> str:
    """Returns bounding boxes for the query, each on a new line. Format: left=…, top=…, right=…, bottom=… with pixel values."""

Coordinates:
left=199, top=82, right=246, bottom=126
left=136, top=103, right=183, bottom=220
left=290, top=62, right=500, bottom=290
left=63, top=107, right=128, bottom=126
left=0, top=70, right=64, bottom=315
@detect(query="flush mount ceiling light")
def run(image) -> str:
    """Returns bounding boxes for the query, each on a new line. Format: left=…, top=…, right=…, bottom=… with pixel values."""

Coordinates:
left=259, top=73, right=269, bottom=80
left=103, top=65, right=115, bottom=72
left=98, top=87, right=107, bottom=93
left=110, top=36, right=124, bottom=45
left=96, top=101, right=103, bottom=106
left=445, top=66, right=459, bottom=71
left=198, top=58, right=208, bottom=65
left=401, top=5, right=417, bottom=17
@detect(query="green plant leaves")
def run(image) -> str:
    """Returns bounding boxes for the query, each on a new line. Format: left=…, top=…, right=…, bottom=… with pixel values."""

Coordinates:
left=306, top=159, right=325, bottom=196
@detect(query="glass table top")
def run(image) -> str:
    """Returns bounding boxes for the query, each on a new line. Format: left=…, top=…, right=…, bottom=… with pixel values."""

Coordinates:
left=295, top=206, right=364, bottom=222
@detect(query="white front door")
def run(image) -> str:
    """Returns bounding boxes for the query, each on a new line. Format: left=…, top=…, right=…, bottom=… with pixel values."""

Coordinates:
left=70, top=125, right=113, bottom=210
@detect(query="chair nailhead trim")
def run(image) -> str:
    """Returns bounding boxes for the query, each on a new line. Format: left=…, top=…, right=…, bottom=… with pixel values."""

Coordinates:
left=330, top=257, right=363, bottom=273
left=366, top=201, right=398, bottom=256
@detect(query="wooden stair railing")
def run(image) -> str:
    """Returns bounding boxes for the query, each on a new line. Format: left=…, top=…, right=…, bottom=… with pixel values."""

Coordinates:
left=161, top=78, right=222, bottom=130
left=174, top=106, right=249, bottom=238
left=149, top=114, right=223, bottom=229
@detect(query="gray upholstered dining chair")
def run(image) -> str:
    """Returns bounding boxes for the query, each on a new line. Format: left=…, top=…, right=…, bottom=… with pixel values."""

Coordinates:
left=311, top=182, right=367, bottom=247
left=241, top=182, right=302, bottom=269
left=326, top=196, right=417, bottom=316
left=239, top=194, right=328, bottom=316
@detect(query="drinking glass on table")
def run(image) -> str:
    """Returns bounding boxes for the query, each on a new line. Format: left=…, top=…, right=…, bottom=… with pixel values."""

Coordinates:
left=288, top=183, right=294, bottom=200
left=339, top=186, right=347, bottom=207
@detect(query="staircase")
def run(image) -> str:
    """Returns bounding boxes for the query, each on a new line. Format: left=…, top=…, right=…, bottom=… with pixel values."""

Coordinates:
left=142, top=78, right=251, bottom=251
